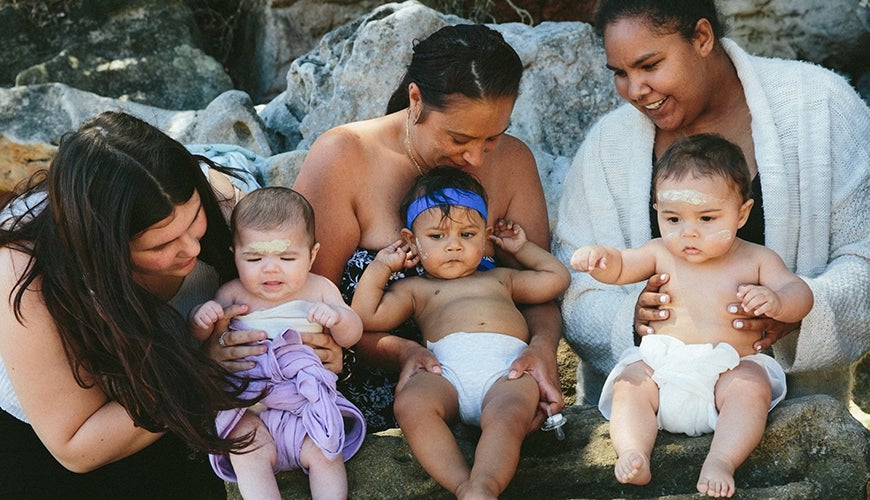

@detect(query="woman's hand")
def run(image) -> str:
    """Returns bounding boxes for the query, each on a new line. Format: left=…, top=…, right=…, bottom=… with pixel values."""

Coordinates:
left=508, top=341, right=563, bottom=431
left=302, top=331, right=344, bottom=374
left=727, top=297, right=801, bottom=351
left=395, top=342, right=442, bottom=394
left=203, top=304, right=267, bottom=372
left=634, top=273, right=671, bottom=336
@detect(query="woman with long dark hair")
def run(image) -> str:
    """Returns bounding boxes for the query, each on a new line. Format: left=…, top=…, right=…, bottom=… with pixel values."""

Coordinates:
left=0, top=112, right=271, bottom=498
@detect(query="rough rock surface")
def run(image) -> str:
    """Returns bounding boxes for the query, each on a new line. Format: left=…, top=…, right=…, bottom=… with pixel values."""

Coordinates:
left=224, top=395, right=870, bottom=499
left=2, top=0, right=233, bottom=110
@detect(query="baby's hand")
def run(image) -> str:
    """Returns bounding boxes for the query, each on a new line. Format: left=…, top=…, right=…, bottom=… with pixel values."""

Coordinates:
left=191, top=300, right=224, bottom=330
left=374, top=239, right=419, bottom=272
left=308, top=302, right=340, bottom=329
left=570, top=246, right=607, bottom=272
left=737, top=284, right=782, bottom=318
left=490, top=219, right=528, bottom=254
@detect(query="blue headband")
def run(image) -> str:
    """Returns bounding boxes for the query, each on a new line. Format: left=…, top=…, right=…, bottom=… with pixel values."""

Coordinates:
left=405, top=188, right=488, bottom=229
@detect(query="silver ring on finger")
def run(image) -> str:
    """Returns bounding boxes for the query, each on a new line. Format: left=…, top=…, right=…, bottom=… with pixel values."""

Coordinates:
left=218, top=330, right=230, bottom=347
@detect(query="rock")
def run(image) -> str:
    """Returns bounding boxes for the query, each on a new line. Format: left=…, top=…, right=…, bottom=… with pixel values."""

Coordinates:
left=223, top=395, right=870, bottom=499
left=0, top=7, right=49, bottom=84
left=0, top=84, right=273, bottom=188
left=9, top=0, right=233, bottom=110
left=259, top=1, right=621, bottom=212
left=0, top=137, right=55, bottom=192
left=719, top=0, right=870, bottom=83
left=230, top=0, right=387, bottom=104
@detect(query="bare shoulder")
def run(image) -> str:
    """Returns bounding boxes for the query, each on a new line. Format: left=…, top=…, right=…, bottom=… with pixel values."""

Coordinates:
left=307, top=273, right=343, bottom=296
left=295, top=119, right=385, bottom=199
left=0, top=246, right=32, bottom=289
left=735, top=239, right=785, bottom=266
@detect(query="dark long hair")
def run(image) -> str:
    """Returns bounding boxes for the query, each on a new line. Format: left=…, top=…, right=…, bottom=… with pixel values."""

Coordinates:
left=0, top=111, right=258, bottom=454
left=594, top=0, right=727, bottom=40
left=386, top=24, right=523, bottom=114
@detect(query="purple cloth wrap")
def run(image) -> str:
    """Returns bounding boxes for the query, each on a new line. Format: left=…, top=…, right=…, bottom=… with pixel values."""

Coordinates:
left=209, top=322, right=366, bottom=481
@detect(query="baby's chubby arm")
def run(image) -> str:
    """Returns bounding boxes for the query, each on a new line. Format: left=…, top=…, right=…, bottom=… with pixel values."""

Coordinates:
left=570, top=242, right=658, bottom=285
left=737, top=250, right=814, bottom=323
left=188, top=300, right=225, bottom=342
left=491, top=220, right=570, bottom=303
left=350, top=239, right=417, bottom=332
left=188, top=281, right=242, bottom=342
left=306, top=274, right=363, bottom=347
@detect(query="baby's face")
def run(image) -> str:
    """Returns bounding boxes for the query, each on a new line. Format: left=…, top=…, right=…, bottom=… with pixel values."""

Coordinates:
left=410, top=206, right=487, bottom=280
left=233, top=222, right=315, bottom=302
left=654, top=175, right=749, bottom=264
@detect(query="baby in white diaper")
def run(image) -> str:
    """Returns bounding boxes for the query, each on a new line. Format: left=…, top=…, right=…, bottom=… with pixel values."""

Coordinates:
left=351, top=167, right=570, bottom=499
left=571, top=134, right=813, bottom=498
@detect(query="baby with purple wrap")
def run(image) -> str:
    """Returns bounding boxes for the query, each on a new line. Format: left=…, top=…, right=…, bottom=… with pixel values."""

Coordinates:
left=189, top=186, right=365, bottom=500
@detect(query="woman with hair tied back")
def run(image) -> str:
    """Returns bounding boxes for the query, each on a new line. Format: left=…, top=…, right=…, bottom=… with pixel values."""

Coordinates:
left=294, top=24, right=565, bottom=432
left=554, top=0, right=869, bottom=408
left=0, top=111, right=288, bottom=499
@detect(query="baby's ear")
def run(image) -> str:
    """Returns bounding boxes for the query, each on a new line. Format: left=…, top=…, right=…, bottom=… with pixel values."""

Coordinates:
left=737, top=199, right=754, bottom=228
left=486, top=225, right=494, bottom=237
left=309, top=242, right=321, bottom=265
left=400, top=228, right=415, bottom=246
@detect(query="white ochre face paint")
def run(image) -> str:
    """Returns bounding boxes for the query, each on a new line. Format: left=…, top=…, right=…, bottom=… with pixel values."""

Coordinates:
left=415, top=237, right=429, bottom=261
left=706, top=230, right=733, bottom=242
left=656, top=189, right=721, bottom=206
left=245, top=239, right=293, bottom=254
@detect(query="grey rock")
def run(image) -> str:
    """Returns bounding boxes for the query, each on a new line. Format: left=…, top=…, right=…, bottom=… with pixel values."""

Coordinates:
left=231, top=0, right=386, bottom=104
left=0, top=84, right=271, bottom=190
left=259, top=1, right=619, bottom=213
left=0, top=7, right=49, bottom=84
left=720, top=0, right=870, bottom=81
left=11, top=1, right=233, bottom=110
left=224, top=395, right=870, bottom=499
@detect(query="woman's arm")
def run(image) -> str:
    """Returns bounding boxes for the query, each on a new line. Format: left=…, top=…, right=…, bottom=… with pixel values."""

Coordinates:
left=0, top=249, right=160, bottom=472
left=490, top=137, right=566, bottom=418
left=293, top=128, right=363, bottom=285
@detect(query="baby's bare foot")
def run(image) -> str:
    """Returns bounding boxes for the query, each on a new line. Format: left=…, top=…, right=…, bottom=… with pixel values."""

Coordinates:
left=696, top=456, right=736, bottom=497
left=614, top=450, right=651, bottom=485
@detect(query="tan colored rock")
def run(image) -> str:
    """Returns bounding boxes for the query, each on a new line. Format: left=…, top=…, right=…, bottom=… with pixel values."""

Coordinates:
left=0, top=136, right=55, bottom=192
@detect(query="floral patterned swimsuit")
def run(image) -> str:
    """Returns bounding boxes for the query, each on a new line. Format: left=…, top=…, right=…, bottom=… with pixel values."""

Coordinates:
left=337, top=248, right=425, bottom=432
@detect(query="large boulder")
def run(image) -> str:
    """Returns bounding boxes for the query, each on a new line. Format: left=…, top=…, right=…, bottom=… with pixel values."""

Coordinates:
left=8, top=0, right=233, bottom=110
left=719, top=0, right=870, bottom=81
left=228, top=0, right=387, bottom=104
left=225, top=395, right=870, bottom=499
left=0, top=84, right=273, bottom=191
left=258, top=1, right=621, bottom=216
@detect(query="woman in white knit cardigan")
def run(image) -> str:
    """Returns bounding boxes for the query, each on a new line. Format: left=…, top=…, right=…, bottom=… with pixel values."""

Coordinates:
left=554, top=0, right=869, bottom=405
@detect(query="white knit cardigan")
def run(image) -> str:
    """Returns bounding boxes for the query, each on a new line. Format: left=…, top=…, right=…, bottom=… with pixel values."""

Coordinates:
left=553, top=39, right=870, bottom=392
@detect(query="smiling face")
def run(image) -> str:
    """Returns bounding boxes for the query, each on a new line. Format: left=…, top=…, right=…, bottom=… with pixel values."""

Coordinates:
left=405, top=205, right=489, bottom=280
left=603, top=16, right=713, bottom=132
left=233, top=222, right=319, bottom=304
left=410, top=90, right=515, bottom=170
left=130, top=191, right=206, bottom=291
left=654, top=174, right=752, bottom=264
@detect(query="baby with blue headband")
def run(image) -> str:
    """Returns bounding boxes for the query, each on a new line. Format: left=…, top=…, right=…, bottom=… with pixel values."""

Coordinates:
left=351, top=167, right=570, bottom=498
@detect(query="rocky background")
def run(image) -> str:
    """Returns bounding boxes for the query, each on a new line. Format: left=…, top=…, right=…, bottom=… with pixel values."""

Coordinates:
left=0, top=0, right=868, bottom=498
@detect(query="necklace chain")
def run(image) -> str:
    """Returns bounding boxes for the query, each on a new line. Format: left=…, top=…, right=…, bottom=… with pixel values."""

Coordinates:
left=405, top=111, right=424, bottom=176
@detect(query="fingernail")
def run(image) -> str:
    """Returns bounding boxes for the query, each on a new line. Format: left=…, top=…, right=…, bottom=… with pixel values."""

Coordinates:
left=755, top=344, right=762, bottom=351
left=646, top=327, right=654, bottom=335
left=658, top=310, right=667, bottom=318
left=660, top=274, right=667, bottom=280
left=659, top=295, right=667, bottom=303
left=728, top=305, right=739, bottom=313
left=735, top=320, right=744, bottom=328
